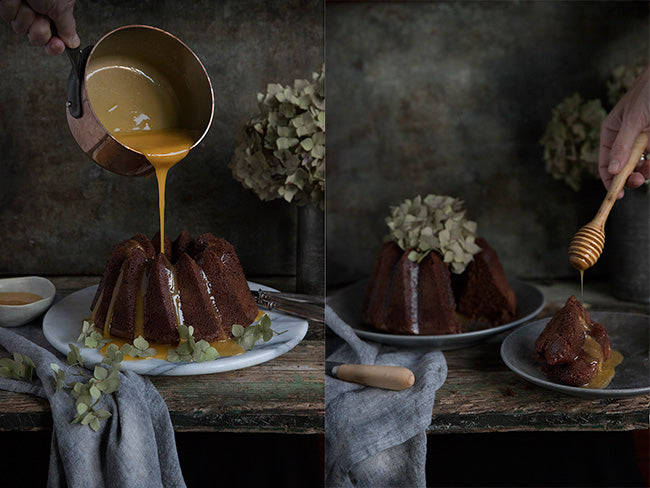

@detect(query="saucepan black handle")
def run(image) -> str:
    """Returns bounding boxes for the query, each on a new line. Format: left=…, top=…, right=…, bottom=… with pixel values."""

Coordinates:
left=51, top=23, right=92, bottom=119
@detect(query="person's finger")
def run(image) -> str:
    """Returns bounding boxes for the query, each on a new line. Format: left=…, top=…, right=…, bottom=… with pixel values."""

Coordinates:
left=598, top=114, right=621, bottom=190
left=607, top=111, right=646, bottom=176
left=26, top=14, right=50, bottom=46
left=637, top=159, right=650, bottom=180
left=44, top=34, right=64, bottom=54
left=0, top=0, right=21, bottom=23
left=27, top=0, right=78, bottom=48
left=625, top=171, right=646, bottom=189
left=10, top=3, right=35, bottom=35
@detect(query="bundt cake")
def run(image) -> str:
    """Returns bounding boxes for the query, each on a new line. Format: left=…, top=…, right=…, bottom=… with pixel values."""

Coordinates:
left=361, top=239, right=516, bottom=335
left=361, top=241, right=461, bottom=335
left=90, top=230, right=258, bottom=344
left=361, top=194, right=517, bottom=335
left=535, top=295, right=611, bottom=387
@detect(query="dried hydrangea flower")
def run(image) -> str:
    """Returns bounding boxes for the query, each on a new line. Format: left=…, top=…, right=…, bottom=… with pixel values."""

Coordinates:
left=229, top=67, right=325, bottom=210
left=385, top=194, right=482, bottom=274
left=607, top=62, right=646, bottom=107
left=539, top=93, right=606, bottom=191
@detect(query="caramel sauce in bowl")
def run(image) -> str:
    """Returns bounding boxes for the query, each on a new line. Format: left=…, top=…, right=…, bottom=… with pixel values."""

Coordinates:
left=0, top=277, right=56, bottom=327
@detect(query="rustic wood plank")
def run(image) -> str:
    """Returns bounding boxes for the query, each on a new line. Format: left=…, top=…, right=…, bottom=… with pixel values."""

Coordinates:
left=152, top=340, right=324, bottom=433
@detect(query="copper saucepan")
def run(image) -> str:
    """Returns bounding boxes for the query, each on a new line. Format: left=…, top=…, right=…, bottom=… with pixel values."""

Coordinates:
left=64, top=25, right=214, bottom=176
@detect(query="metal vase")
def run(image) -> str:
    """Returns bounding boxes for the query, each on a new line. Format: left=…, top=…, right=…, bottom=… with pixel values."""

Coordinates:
left=296, top=203, right=325, bottom=295
left=608, top=185, right=650, bottom=303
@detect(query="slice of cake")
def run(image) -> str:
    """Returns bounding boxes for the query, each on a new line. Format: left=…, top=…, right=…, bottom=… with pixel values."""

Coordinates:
left=535, top=295, right=611, bottom=386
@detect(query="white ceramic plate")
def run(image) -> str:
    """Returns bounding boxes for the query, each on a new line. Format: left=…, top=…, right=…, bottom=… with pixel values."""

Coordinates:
left=328, top=278, right=545, bottom=349
left=43, top=282, right=308, bottom=375
left=501, top=312, right=650, bottom=398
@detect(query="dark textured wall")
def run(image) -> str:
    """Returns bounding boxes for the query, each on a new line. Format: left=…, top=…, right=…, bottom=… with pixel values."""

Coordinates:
left=326, top=1, right=649, bottom=285
left=0, top=0, right=323, bottom=276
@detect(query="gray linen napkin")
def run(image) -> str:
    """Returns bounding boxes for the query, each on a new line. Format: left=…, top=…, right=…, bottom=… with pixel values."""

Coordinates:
left=326, top=282, right=447, bottom=488
left=0, top=323, right=185, bottom=488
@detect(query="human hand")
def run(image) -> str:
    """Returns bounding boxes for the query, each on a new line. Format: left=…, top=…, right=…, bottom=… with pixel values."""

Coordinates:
left=598, top=66, right=650, bottom=198
left=0, top=0, right=79, bottom=55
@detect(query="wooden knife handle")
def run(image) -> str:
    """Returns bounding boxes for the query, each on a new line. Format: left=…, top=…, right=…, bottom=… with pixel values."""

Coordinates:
left=336, top=364, right=415, bottom=391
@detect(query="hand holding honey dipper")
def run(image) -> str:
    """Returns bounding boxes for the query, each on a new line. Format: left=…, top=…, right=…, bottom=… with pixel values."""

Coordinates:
left=570, top=132, right=648, bottom=272
left=598, top=65, right=650, bottom=198
left=0, top=0, right=79, bottom=55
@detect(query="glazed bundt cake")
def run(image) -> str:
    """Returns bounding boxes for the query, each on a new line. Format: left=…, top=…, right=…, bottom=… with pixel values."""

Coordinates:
left=361, top=194, right=517, bottom=335
left=90, top=230, right=258, bottom=344
left=535, top=295, right=611, bottom=387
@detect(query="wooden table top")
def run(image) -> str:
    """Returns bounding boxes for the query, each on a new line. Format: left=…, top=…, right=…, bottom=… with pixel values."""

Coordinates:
left=0, top=276, right=647, bottom=435
left=0, top=276, right=324, bottom=434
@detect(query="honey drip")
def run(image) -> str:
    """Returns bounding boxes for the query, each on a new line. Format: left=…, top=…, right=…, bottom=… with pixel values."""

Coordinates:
left=0, top=292, right=42, bottom=306
left=579, top=269, right=584, bottom=301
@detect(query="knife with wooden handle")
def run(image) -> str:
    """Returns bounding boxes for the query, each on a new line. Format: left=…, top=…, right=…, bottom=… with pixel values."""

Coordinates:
left=326, top=362, right=415, bottom=391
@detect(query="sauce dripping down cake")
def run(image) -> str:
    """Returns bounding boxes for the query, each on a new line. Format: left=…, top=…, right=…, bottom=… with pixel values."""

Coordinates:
left=91, top=230, right=257, bottom=344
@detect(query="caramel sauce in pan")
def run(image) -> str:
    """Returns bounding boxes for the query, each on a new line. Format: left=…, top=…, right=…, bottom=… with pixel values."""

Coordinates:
left=85, top=57, right=197, bottom=254
left=0, top=292, right=42, bottom=306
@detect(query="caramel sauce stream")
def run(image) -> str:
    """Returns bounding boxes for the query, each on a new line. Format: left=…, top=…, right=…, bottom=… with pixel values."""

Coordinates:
left=116, top=130, right=195, bottom=253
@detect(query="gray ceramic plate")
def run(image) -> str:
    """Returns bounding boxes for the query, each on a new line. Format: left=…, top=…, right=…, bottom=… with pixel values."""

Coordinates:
left=501, top=312, right=650, bottom=398
left=329, top=278, right=545, bottom=350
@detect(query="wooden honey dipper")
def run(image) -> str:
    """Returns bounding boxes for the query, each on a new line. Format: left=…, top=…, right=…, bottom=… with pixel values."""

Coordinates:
left=569, top=132, right=649, bottom=271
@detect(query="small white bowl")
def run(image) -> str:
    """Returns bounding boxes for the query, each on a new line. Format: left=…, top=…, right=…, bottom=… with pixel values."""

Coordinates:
left=0, top=277, right=56, bottom=327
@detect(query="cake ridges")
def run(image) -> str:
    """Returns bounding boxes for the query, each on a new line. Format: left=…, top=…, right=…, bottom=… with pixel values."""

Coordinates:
left=91, top=231, right=257, bottom=344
